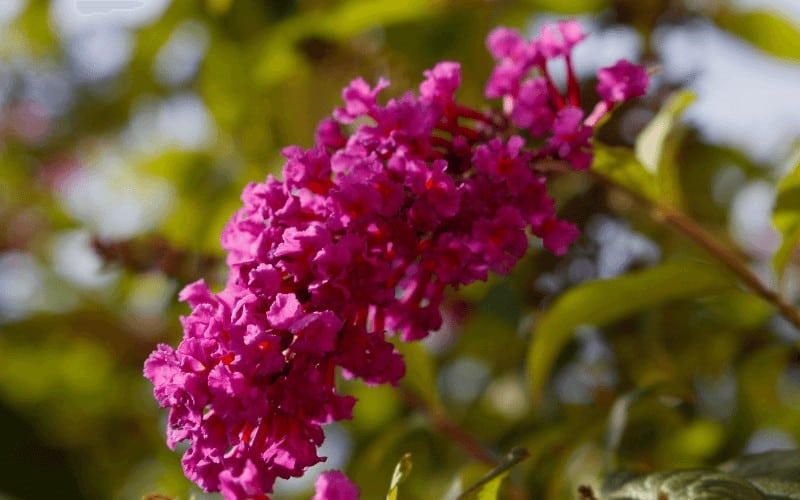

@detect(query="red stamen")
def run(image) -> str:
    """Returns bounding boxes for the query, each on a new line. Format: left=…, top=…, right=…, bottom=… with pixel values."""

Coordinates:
left=324, top=359, right=336, bottom=388
left=353, top=308, right=367, bottom=328
left=453, top=104, right=493, bottom=124
left=306, top=179, right=332, bottom=195
left=373, top=307, right=385, bottom=333
left=498, top=158, right=515, bottom=175
left=539, top=64, right=566, bottom=109
left=239, top=422, right=254, bottom=444
left=451, top=125, right=481, bottom=141
left=425, top=176, right=436, bottom=190
left=565, top=55, right=581, bottom=107
left=430, top=136, right=452, bottom=149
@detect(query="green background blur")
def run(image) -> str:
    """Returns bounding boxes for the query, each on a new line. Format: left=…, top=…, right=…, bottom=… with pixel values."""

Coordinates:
left=1, top=0, right=800, bottom=498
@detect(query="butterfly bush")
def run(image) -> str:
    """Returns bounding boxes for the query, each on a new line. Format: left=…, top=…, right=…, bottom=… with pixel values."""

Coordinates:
left=144, top=20, right=647, bottom=500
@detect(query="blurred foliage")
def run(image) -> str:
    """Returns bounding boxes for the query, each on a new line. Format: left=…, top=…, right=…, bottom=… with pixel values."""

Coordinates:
left=1, top=0, right=800, bottom=499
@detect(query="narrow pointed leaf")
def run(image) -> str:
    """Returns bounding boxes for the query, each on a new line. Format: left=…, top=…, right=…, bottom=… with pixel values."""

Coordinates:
left=772, top=147, right=800, bottom=277
left=527, top=261, right=734, bottom=404
left=387, top=453, right=413, bottom=500
left=635, top=90, right=694, bottom=173
left=635, top=90, right=695, bottom=207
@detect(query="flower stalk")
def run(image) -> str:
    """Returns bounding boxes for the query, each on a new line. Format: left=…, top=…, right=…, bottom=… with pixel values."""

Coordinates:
left=587, top=168, right=800, bottom=331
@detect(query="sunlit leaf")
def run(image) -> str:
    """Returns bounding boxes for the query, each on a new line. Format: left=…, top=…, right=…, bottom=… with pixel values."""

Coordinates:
left=635, top=90, right=695, bottom=208
left=714, top=8, right=800, bottom=62
left=387, top=453, right=413, bottom=500
left=527, top=261, right=735, bottom=404
left=453, top=463, right=494, bottom=499
left=472, top=471, right=508, bottom=500
left=772, top=146, right=800, bottom=277
left=593, top=143, right=659, bottom=202
left=324, top=0, right=440, bottom=39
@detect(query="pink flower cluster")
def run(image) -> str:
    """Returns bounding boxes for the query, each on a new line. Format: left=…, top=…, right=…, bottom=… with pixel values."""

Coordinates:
left=486, top=20, right=648, bottom=168
left=145, top=21, right=647, bottom=500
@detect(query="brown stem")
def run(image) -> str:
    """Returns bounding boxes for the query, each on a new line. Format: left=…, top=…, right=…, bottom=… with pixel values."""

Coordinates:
left=92, top=234, right=221, bottom=284
left=582, top=166, right=800, bottom=331
left=395, top=385, right=498, bottom=467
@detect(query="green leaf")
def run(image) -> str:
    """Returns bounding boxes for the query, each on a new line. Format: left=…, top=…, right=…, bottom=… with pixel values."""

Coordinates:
left=722, top=449, right=800, bottom=497
left=592, top=143, right=659, bottom=202
left=527, top=261, right=735, bottom=404
left=714, top=8, right=800, bottom=62
left=634, top=90, right=696, bottom=207
left=723, top=449, right=800, bottom=477
left=473, top=471, right=507, bottom=500
left=772, top=146, right=800, bottom=278
left=386, top=453, right=413, bottom=500
left=600, top=450, right=800, bottom=498
left=601, top=470, right=765, bottom=499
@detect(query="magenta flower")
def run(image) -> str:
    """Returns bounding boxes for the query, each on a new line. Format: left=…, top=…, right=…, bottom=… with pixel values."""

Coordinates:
left=510, top=78, right=554, bottom=135
left=538, top=20, right=586, bottom=58
left=548, top=107, right=594, bottom=170
left=486, top=27, right=528, bottom=60
left=312, top=470, right=359, bottom=500
left=145, top=20, right=648, bottom=500
left=597, top=59, right=650, bottom=103
left=333, top=77, right=391, bottom=123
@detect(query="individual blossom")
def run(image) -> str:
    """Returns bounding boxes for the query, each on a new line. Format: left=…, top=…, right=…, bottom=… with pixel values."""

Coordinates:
left=509, top=78, right=554, bottom=135
left=146, top=20, right=648, bottom=500
left=312, top=470, right=359, bottom=500
left=596, top=59, right=650, bottom=103
left=537, top=19, right=586, bottom=58
left=547, top=107, right=594, bottom=170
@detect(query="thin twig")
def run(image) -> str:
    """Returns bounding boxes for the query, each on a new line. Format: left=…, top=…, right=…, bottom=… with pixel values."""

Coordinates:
left=457, top=447, right=530, bottom=499
left=582, top=167, right=800, bottom=331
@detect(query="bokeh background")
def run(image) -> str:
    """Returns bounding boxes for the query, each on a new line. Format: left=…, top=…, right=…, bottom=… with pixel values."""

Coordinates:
left=1, top=0, right=799, bottom=498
